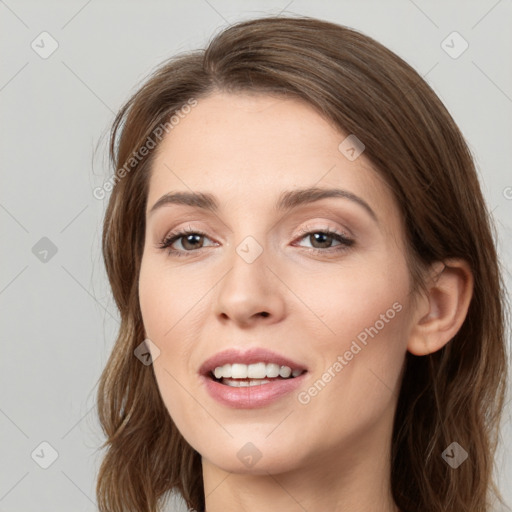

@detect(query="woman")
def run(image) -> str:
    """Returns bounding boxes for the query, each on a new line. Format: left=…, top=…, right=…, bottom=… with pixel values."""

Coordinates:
left=96, top=16, right=509, bottom=512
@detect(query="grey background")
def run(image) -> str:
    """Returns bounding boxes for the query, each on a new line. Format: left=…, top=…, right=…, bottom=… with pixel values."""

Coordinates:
left=1, top=1, right=511, bottom=511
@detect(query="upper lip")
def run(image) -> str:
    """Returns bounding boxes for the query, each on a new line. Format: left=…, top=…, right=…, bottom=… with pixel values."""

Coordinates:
left=199, top=347, right=308, bottom=376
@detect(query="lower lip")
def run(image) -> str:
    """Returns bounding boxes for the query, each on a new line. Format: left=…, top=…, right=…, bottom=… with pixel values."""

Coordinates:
left=201, top=373, right=307, bottom=408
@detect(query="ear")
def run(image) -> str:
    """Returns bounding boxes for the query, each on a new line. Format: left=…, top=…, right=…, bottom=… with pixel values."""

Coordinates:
left=407, top=259, right=473, bottom=356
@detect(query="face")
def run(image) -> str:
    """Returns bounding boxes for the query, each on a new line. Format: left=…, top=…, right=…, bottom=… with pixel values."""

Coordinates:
left=139, top=92, right=415, bottom=475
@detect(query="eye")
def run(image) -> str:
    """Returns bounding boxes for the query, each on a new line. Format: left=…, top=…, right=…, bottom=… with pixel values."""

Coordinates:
left=294, top=226, right=354, bottom=253
left=157, top=227, right=217, bottom=256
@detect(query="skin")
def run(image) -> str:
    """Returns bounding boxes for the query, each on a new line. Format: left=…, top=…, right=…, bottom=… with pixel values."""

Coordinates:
left=138, top=92, right=473, bottom=512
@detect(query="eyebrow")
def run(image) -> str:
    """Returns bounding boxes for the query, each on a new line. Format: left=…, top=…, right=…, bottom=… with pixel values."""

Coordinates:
left=148, top=187, right=377, bottom=222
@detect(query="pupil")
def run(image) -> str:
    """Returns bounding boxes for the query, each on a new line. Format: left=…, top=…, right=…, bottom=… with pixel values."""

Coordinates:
left=184, top=234, right=202, bottom=249
left=312, top=233, right=331, bottom=248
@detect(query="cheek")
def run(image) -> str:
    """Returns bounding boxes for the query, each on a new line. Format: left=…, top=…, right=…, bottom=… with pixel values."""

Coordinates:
left=289, top=253, right=411, bottom=419
left=289, top=251, right=410, bottom=350
left=138, top=258, right=206, bottom=341
left=138, top=260, right=164, bottom=340
left=289, top=304, right=408, bottom=461
left=138, top=258, right=208, bottom=425
left=297, top=259, right=410, bottom=413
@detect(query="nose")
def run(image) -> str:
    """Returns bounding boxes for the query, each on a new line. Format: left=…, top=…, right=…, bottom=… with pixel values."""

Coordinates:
left=213, top=240, right=286, bottom=327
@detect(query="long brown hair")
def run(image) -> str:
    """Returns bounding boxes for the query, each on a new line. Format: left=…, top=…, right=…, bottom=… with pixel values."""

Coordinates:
left=96, top=16, right=509, bottom=512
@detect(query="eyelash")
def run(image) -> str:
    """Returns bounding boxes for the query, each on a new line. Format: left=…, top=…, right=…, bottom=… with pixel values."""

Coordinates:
left=157, top=225, right=354, bottom=258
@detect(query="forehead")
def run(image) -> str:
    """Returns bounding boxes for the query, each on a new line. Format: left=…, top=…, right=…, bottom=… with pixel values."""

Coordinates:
left=148, top=92, right=396, bottom=224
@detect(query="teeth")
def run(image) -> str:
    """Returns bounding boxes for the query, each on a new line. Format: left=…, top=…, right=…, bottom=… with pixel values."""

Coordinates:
left=279, top=365, right=292, bottom=378
left=211, top=362, right=304, bottom=380
left=266, top=363, right=280, bottom=378
left=247, top=362, right=266, bottom=378
left=231, top=363, right=248, bottom=379
left=213, top=366, right=225, bottom=379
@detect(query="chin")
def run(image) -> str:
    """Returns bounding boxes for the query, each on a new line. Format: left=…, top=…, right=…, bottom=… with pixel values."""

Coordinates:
left=197, top=436, right=306, bottom=475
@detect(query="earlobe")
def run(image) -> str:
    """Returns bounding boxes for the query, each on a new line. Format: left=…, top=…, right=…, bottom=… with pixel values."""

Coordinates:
left=407, top=259, right=474, bottom=356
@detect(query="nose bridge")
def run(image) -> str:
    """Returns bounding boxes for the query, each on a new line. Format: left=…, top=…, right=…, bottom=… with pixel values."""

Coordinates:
left=226, top=211, right=271, bottom=278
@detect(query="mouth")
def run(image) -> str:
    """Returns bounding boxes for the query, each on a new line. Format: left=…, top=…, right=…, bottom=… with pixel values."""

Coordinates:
left=200, top=347, right=308, bottom=386
left=208, top=362, right=307, bottom=387
left=199, top=348, right=308, bottom=407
